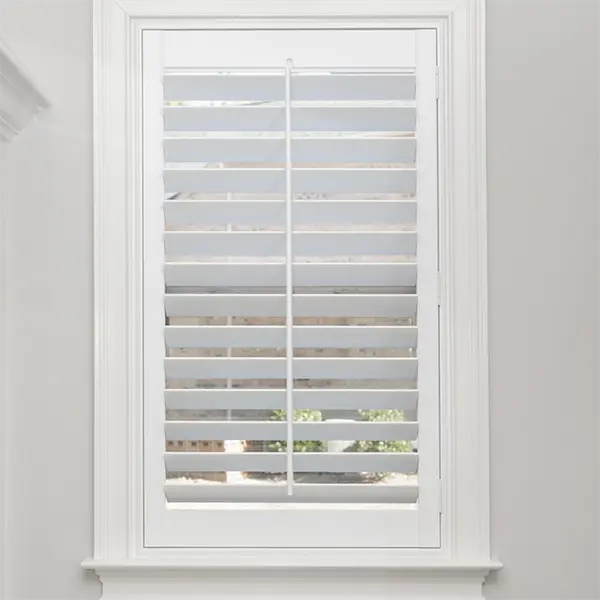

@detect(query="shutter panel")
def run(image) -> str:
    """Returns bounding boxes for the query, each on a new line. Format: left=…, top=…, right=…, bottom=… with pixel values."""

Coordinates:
left=162, top=65, right=430, bottom=505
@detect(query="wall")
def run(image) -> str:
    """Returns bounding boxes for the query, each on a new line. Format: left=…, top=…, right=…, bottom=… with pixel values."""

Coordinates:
left=0, top=0, right=598, bottom=598
left=0, top=1, right=97, bottom=598
left=485, top=1, right=599, bottom=597
left=0, top=146, right=8, bottom=600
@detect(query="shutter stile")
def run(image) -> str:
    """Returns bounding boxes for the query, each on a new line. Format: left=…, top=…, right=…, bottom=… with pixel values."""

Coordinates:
left=284, top=58, right=294, bottom=494
left=162, top=65, right=423, bottom=504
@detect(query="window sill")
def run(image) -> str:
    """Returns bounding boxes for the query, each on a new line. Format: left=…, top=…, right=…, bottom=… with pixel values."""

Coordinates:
left=83, top=556, right=502, bottom=599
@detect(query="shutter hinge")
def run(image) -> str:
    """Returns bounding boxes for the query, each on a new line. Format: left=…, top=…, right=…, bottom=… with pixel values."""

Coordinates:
left=435, top=67, right=439, bottom=99
left=436, top=271, right=442, bottom=305
left=437, top=478, right=444, bottom=514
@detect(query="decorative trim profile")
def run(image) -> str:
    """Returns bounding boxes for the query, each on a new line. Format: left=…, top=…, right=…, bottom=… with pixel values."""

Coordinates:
left=85, top=561, right=502, bottom=600
left=0, top=39, right=50, bottom=142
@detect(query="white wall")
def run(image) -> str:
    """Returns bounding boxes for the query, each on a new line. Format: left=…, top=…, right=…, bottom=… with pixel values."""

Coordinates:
left=485, top=1, right=599, bottom=597
left=0, top=1, right=97, bottom=598
left=0, top=1, right=598, bottom=598
left=0, top=146, right=8, bottom=600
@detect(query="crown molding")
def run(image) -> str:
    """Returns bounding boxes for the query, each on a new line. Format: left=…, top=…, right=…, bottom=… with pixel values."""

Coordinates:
left=0, top=39, right=50, bottom=142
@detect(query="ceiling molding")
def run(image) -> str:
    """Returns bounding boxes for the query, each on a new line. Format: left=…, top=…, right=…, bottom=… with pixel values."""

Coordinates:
left=0, top=39, right=50, bottom=142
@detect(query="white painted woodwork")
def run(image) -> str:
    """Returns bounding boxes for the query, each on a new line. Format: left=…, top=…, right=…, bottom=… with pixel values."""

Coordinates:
left=164, top=106, right=416, bottom=132
left=164, top=262, right=418, bottom=287
left=164, top=137, right=417, bottom=164
left=89, top=1, right=496, bottom=594
left=164, top=451, right=418, bottom=473
left=164, top=356, right=418, bottom=380
left=164, top=200, right=417, bottom=226
left=165, top=231, right=417, bottom=257
left=164, top=73, right=416, bottom=101
left=164, top=388, right=419, bottom=410
left=164, top=482, right=420, bottom=504
left=165, top=294, right=418, bottom=317
left=165, top=325, right=418, bottom=348
left=165, top=420, right=419, bottom=441
left=164, top=167, right=417, bottom=194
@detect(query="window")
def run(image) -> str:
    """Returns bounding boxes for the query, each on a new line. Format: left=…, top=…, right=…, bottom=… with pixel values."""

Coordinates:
left=143, top=28, right=439, bottom=548
left=88, top=0, right=495, bottom=591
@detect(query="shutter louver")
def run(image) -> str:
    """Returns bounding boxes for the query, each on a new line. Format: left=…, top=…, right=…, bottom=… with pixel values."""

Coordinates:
left=162, top=65, right=426, bottom=505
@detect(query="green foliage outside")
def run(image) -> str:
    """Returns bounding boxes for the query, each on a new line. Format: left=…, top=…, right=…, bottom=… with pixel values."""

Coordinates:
left=267, top=409, right=326, bottom=453
left=266, top=408, right=412, bottom=478
left=349, top=409, right=412, bottom=481
left=350, top=409, right=412, bottom=454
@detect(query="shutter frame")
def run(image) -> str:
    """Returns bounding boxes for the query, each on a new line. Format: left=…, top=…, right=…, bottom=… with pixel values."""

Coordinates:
left=139, top=27, right=447, bottom=550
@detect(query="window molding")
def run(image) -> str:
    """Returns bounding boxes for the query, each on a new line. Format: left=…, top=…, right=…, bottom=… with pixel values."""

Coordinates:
left=86, top=0, right=499, bottom=596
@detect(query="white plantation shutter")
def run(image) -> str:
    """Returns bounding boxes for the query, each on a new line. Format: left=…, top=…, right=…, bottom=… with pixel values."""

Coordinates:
left=143, top=29, right=439, bottom=547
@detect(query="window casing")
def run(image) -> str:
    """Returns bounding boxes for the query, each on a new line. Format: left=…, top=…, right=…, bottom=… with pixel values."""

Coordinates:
left=88, top=0, right=494, bottom=583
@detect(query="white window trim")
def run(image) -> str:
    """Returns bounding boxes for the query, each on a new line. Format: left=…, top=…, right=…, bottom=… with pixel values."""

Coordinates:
left=84, top=0, right=500, bottom=597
